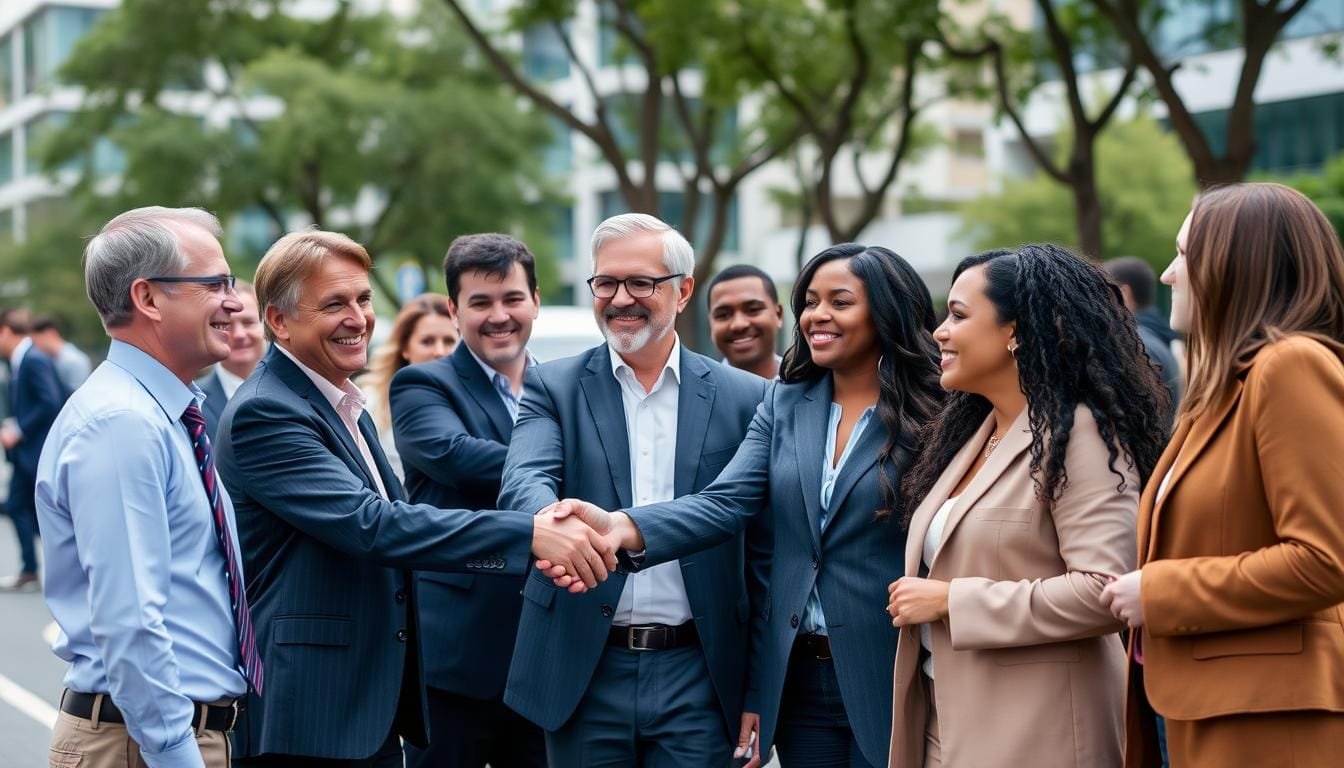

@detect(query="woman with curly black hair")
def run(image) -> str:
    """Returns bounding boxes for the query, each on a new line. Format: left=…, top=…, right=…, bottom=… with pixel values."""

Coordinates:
left=884, top=244, right=1170, bottom=768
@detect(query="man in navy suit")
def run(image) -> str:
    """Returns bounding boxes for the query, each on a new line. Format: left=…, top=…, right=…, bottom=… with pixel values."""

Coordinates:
left=196, top=279, right=265, bottom=441
left=389, top=233, right=547, bottom=768
left=215, top=230, right=617, bottom=767
left=0, top=308, right=66, bottom=591
left=499, top=213, right=768, bottom=766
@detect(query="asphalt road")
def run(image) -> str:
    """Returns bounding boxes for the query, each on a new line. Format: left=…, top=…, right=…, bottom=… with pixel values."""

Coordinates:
left=0, top=517, right=64, bottom=768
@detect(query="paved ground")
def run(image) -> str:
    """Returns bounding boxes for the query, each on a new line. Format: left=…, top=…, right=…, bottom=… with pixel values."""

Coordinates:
left=0, top=517, right=64, bottom=768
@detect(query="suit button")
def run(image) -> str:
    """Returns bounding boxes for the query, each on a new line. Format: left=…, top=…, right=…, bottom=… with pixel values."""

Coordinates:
left=601, top=604, right=614, bottom=618
left=396, top=629, right=408, bottom=642
left=495, top=559, right=506, bottom=569
left=812, top=556, right=820, bottom=570
left=790, top=614, right=799, bottom=628
left=395, top=590, right=406, bottom=604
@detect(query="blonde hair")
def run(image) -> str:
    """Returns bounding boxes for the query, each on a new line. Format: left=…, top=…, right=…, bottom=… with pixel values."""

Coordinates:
left=1182, top=183, right=1344, bottom=419
left=253, top=229, right=372, bottom=342
left=358, top=293, right=455, bottom=430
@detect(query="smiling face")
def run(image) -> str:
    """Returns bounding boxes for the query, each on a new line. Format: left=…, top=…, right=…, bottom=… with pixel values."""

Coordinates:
left=591, top=231, right=692, bottom=357
left=799, top=258, right=879, bottom=374
left=933, top=263, right=1017, bottom=396
left=1163, top=209, right=1194, bottom=334
left=403, top=312, right=459, bottom=366
left=451, top=263, right=538, bottom=370
left=268, top=255, right=375, bottom=386
left=709, top=276, right=783, bottom=373
left=222, top=289, right=265, bottom=378
left=152, top=222, right=243, bottom=380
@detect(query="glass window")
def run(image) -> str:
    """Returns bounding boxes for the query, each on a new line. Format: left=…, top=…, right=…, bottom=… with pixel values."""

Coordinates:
left=228, top=207, right=281, bottom=265
left=0, top=131, right=13, bottom=186
left=523, top=23, right=570, bottom=81
left=600, top=93, right=737, bottom=166
left=1177, top=91, right=1344, bottom=174
left=22, top=5, right=105, bottom=94
left=543, top=113, right=572, bottom=174
left=0, top=34, right=13, bottom=109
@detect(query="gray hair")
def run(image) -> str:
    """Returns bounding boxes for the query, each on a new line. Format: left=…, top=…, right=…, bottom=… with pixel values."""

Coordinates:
left=590, top=213, right=695, bottom=277
left=83, top=206, right=224, bottom=328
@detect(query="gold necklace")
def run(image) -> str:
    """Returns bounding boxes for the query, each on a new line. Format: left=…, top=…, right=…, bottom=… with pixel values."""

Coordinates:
left=983, top=434, right=1003, bottom=460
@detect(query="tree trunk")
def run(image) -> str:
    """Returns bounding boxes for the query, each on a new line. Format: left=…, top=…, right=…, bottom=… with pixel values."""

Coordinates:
left=1071, top=161, right=1105, bottom=261
left=677, top=188, right=732, bottom=350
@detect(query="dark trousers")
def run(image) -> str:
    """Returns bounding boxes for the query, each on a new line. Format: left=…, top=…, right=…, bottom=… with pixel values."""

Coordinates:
left=231, top=729, right=402, bottom=768
left=546, top=645, right=731, bottom=768
left=6, top=469, right=39, bottom=574
left=774, top=643, right=876, bottom=768
left=405, top=686, right=546, bottom=768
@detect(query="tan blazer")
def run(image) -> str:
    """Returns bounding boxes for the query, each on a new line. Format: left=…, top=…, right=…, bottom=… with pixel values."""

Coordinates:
left=1125, top=336, right=1344, bottom=766
left=890, top=405, right=1135, bottom=768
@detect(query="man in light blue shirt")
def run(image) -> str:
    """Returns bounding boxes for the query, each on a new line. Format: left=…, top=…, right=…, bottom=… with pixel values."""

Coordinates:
left=36, top=206, right=254, bottom=768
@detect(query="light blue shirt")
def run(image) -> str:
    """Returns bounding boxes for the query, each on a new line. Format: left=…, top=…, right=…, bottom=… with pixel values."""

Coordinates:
left=802, top=402, right=875, bottom=636
left=36, top=340, right=247, bottom=768
left=469, top=348, right=536, bottom=424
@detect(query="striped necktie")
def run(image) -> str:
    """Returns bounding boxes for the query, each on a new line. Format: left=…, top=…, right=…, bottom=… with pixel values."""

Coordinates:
left=181, top=403, right=264, bottom=695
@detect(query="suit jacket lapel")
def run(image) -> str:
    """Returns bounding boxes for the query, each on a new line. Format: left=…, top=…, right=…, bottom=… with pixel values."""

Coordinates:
left=358, top=410, right=406, bottom=501
left=265, top=348, right=376, bottom=491
left=451, top=346, right=512, bottom=442
left=579, top=346, right=634, bottom=510
left=673, top=350, right=716, bottom=498
left=936, top=408, right=1031, bottom=552
left=904, top=415, right=991, bottom=575
left=823, top=417, right=888, bottom=534
left=794, top=376, right=832, bottom=552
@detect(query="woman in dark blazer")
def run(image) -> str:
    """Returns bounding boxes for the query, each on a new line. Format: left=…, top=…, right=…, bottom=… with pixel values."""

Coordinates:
left=546, top=243, right=944, bottom=767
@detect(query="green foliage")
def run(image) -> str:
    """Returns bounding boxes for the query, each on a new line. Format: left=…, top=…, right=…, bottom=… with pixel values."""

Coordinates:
left=961, top=117, right=1196, bottom=271
left=1276, top=153, right=1344, bottom=240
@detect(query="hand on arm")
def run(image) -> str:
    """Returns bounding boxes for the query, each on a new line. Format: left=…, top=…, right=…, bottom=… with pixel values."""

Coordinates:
left=1100, top=570, right=1145, bottom=629
left=887, top=577, right=950, bottom=627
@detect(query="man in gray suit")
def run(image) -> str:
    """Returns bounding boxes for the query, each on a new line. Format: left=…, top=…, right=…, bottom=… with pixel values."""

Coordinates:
left=195, top=280, right=265, bottom=441
left=500, top=213, right=768, bottom=766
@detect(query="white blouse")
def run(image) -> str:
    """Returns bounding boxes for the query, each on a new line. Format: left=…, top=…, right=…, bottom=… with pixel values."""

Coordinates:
left=919, top=496, right=958, bottom=678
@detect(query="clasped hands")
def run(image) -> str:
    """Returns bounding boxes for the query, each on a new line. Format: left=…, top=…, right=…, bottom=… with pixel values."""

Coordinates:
left=530, top=499, right=645, bottom=593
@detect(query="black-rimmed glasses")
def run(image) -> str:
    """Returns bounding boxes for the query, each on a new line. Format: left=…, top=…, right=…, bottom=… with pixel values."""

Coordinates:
left=586, top=273, right=683, bottom=299
left=146, top=274, right=237, bottom=293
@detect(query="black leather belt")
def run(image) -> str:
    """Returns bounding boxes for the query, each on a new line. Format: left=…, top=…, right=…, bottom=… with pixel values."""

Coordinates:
left=793, top=633, right=833, bottom=660
left=607, top=621, right=699, bottom=651
left=60, top=690, right=241, bottom=732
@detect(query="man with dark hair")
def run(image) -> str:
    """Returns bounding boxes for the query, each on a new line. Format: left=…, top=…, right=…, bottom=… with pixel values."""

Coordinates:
left=706, top=265, right=783, bottom=379
left=1103, top=257, right=1181, bottom=414
left=389, top=233, right=545, bottom=768
left=0, top=308, right=65, bottom=591
left=31, top=315, right=92, bottom=393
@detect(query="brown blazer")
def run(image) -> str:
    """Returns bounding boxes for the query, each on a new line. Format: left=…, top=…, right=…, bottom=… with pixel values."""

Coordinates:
left=1125, top=336, right=1344, bottom=765
left=890, top=406, right=1135, bottom=768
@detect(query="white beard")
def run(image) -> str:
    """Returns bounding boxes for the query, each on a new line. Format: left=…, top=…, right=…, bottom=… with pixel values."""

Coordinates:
left=600, top=312, right=674, bottom=355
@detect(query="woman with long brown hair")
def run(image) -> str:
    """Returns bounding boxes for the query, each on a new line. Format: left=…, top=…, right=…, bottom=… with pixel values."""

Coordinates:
left=1102, top=183, right=1344, bottom=766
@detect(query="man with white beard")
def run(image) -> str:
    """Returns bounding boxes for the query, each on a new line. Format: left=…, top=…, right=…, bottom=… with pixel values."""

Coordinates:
left=498, top=213, right=769, bottom=766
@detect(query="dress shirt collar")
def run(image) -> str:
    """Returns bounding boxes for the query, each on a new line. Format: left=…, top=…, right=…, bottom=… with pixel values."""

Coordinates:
left=10, top=335, right=32, bottom=373
left=467, top=346, right=536, bottom=394
left=609, top=335, right=682, bottom=392
left=274, top=343, right=366, bottom=413
left=213, top=364, right=246, bottom=399
left=106, top=339, right=203, bottom=421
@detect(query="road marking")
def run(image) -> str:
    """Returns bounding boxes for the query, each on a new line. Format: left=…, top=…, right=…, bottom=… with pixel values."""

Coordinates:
left=0, top=671, right=57, bottom=730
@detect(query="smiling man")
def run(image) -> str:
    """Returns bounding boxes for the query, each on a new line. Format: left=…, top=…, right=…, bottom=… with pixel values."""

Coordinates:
left=707, top=264, right=783, bottom=380
left=196, top=280, right=265, bottom=441
left=214, top=230, right=616, bottom=767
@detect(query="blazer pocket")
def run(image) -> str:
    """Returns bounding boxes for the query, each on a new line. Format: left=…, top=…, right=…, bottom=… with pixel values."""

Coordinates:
left=991, top=642, right=1081, bottom=666
left=422, top=572, right=475, bottom=590
left=273, top=615, right=353, bottom=647
left=700, top=445, right=739, bottom=470
left=973, top=506, right=1034, bottom=524
left=1192, top=624, right=1304, bottom=660
left=521, top=570, right=557, bottom=609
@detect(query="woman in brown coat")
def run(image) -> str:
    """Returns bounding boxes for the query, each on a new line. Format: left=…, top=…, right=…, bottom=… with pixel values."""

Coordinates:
left=1102, top=183, right=1344, bottom=766
left=887, top=244, right=1171, bottom=767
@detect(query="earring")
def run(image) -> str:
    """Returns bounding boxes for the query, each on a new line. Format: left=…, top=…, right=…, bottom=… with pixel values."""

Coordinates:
left=877, top=354, right=885, bottom=372
left=1007, top=343, right=1019, bottom=358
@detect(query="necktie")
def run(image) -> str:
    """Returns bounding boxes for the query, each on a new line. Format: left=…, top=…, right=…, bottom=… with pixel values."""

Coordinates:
left=181, top=403, right=264, bottom=695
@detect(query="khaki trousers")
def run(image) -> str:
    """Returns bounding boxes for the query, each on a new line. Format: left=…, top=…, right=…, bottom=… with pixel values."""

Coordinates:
left=49, top=706, right=231, bottom=768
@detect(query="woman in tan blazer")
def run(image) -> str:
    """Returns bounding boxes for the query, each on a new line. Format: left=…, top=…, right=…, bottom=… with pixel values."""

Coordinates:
left=886, top=244, right=1171, bottom=768
left=1101, top=183, right=1344, bottom=767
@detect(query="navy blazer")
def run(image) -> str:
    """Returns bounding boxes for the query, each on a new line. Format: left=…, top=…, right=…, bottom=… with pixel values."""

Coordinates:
left=389, top=344, right=523, bottom=699
left=499, top=343, right=768, bottom=734
left=195, top=368, right=228, bottom=444
left=215, top=347, right=535, bottom=759
left=7, top=345, right=64, bottom=477
left=627, top=376, right=908, bottom=767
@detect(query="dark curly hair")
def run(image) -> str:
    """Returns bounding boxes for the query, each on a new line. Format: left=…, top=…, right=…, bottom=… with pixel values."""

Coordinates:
left=901, top=244, right=1171, bottom=523
left=781, top=243, right=944, bottom=520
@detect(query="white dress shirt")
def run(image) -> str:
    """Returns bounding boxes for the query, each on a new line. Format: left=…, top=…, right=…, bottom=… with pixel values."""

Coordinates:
left=611, top=338, right=693, bottom=626
left=275, top=345, right=389, bottom=499
left=920, top=495, right=957, bottom=678
left=213, top=364, right=246, bottom=400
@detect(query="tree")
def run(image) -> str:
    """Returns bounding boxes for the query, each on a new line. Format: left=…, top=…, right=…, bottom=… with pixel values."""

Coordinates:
left=439, top=0, right=800, bottom=342
left=941, top=0, right=1138, bottom=259
left=961, top=117, right=1196, bottom=274
left=1092, top=0, right=1321, bottom=186
left=1278, top=152, right=1344, bottom=238
left=35, top=0, right=557, bottom=303
left=725, top=0, right=941, bottom=243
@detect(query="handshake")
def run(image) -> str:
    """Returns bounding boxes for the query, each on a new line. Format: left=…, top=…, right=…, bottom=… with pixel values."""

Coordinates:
left=529, top=500, right=646, bottom=593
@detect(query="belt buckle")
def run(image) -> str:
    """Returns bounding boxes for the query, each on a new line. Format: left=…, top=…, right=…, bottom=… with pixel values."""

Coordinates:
left=626, top=625, right=653, bottom=651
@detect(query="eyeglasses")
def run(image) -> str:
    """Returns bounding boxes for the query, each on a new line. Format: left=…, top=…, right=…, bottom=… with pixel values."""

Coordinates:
left=146, top=274, right=237, bottom=294
left=586, top=273, right=684, bottom=299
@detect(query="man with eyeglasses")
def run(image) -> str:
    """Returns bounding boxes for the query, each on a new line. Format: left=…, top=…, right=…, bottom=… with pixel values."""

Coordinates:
left=498, top=213, right=768, bottom=766
left=36, top=207, right=256, bottom=768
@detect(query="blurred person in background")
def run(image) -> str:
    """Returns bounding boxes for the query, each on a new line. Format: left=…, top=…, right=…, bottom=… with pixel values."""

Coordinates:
left=0, top=308, right=65, bottom=592
left=196, top=279, right=266, bottom=441
left=31, top=315, right=92, bottom=395
left=1103, top=183, right=1344, bottom=767
left=707, top=264, right=784, bottom=380
left=357, top=293, right=457, bottom=479
left=1103, top=257, right=1182, bottom=417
